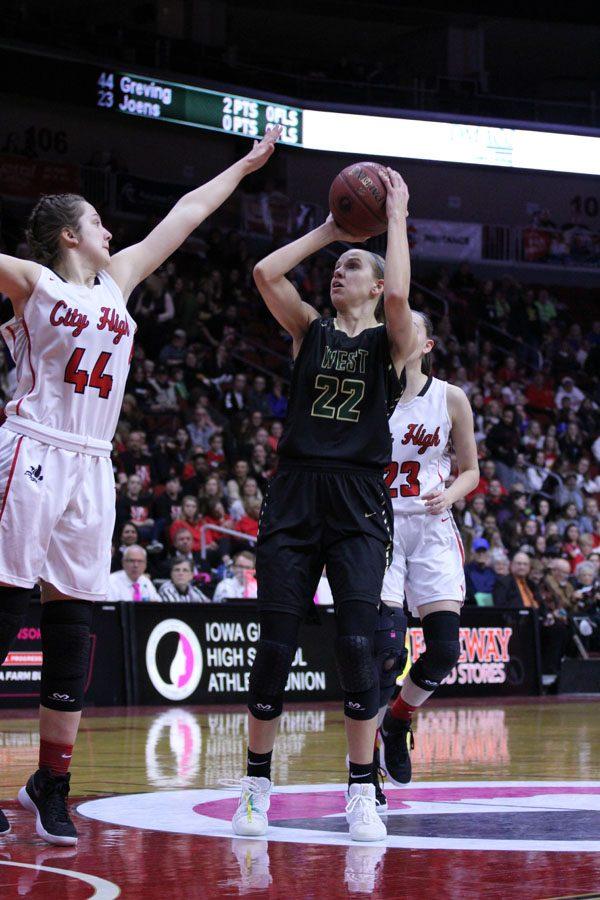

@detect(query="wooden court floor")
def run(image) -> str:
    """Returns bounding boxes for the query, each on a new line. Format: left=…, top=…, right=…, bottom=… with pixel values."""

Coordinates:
left=0, top=697, right=599, bottom=899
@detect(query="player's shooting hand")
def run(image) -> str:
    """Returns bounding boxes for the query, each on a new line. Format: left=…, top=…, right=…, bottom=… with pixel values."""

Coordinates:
left=423, top=490, right=451, bottom=516
left=325, top=212, right=370, bottom=244
left=380, top=168, right=409, bottom=220
left=243, top=126, right=283, bottom=172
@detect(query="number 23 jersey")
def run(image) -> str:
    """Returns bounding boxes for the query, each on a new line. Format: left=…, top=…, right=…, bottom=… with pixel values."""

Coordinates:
left=385, top=376, right=452, bottom=513
left=1, top=265, right=135, bottom=443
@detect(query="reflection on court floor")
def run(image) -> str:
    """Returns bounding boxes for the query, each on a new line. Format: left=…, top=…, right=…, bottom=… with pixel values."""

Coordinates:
left=1, top=699, right=599, bottom=898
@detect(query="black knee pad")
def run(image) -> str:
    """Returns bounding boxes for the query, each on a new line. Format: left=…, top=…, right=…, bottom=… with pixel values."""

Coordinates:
left=40, top=600, right=93, bottom=712
left=335, top=634, right=380, bottom=720
left=248, top=639, right=295, bottom=721
left=375, top=603, right=408, bottom=706
left=0, top=587, right=32, bottom=666
left=410, top=611, right=460, bottom=692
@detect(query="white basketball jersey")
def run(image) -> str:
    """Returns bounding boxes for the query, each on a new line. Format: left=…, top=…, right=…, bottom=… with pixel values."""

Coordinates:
left=385, top=376, right=452, bottom=514
left=1, top=266, right=135, bottom=443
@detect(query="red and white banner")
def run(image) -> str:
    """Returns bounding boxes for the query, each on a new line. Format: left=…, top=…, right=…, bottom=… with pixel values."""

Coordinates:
left=409, top=219, right=482, bottom=261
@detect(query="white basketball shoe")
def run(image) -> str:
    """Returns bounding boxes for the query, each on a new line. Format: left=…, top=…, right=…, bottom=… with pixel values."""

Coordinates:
left=231, top=776, right=272, bottom=837
left=345, top=783, right=387, bottom=842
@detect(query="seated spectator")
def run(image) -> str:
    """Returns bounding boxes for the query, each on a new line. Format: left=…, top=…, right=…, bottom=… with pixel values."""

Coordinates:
left=555, top=376, right=584, bottom=413
left=158, top=560, right=212, bottom=603
left=116, top=473, right=155, bottom=543
left=544, top=558, right=576, bottom=610
left=226, top=459, right=250, bottom=515
left=562, top=523, right=585, bottom=572
left=465, top=538, right=496, bottom=605
left=493, top=551, right=540, bottom=608
left=149, top=365, right=179, bottom=413
left=108, top=545, right=159, bottom=602
left=159, top=327, right=187, bottom=368
left=155, top=528, right=208, bottom=581
left=111, top=521, right=140, bottom=572
left=186, top=404, right=220, bottom=451
left=555, top=472, right=584, bottom=514
left=206, top=432, right=227, bottom=470
left=202, top=500, right=234, bottom=557
left=118, top=430, right=153, bottom=488
left=212, top=551, right=258, bottom=601
left=234, top=497, right=261, bottom=543
left=182, top=449, right=209, bottom=495
left=223, top=372, right=247, bottom=414
left=267, top=378, right=288, bottom=419
left=170, top=495, right=203, bottom=552
left=247, top=374, right=272, bottom=416
left=267, top=420, right=283, bottom=452
left=153, top=475, right=183, bottom=541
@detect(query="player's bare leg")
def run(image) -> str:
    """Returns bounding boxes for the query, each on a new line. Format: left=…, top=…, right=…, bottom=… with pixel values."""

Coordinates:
left=17, top=582, right=93, bottom=845
left=381, top=599, right=461, bottom=786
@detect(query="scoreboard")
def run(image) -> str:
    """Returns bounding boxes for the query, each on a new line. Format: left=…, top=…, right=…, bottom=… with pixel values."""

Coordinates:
left=96, top=71, right=302, bottom=145
left=1, top=46, right=599, bottom=176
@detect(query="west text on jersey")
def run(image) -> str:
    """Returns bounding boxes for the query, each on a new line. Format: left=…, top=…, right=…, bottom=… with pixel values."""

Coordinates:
left=320, top=346, right=368, bottom=374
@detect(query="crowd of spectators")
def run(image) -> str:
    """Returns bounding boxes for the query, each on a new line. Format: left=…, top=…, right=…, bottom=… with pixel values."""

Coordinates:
left=1, top=212, right=599, bottom=683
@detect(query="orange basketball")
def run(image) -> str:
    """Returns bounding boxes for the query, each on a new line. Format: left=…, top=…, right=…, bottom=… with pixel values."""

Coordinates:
left=329, top=161, right=388, bottom=237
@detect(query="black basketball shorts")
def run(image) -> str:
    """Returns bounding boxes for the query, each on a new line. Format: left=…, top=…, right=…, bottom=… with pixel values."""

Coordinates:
left=256, top=465, right=393, bottom=617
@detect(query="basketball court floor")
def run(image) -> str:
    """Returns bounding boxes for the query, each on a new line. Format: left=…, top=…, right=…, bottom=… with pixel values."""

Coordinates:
left=0, top=697, right=599, bottom=898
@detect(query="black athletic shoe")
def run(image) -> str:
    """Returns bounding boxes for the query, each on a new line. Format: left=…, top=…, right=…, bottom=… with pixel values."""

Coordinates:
left=0, top=807, right=10, bottom=835
left=18, top=769, right=77, bottom=845
left=372, top=746, right=388, bottom=814
left=380, top=711, right=415, bottom=787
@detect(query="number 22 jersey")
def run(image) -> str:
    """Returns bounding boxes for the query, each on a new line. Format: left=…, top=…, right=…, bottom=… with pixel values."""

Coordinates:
left=278, top=317, right=403, bottom=470
left=1, top=265, right=135, bottom=443
left=385, top=376, right=452, bottom=513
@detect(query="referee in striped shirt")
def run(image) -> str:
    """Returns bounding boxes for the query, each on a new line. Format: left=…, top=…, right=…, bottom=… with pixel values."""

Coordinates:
left=158, top=559, right=213, bottom=603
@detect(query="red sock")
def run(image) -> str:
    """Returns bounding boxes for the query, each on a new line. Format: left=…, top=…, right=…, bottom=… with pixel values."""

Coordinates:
left=39, top=739, right=73, bottom=777
left=390, top=695, right=418, bottom=722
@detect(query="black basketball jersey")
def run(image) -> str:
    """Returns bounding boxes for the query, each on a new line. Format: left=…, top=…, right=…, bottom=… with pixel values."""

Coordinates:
left=278, top=317, right=403, bottom=470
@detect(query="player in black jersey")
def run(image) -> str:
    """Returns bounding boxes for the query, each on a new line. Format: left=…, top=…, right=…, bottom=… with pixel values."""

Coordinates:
left=231, top=169, right=416, bottom=842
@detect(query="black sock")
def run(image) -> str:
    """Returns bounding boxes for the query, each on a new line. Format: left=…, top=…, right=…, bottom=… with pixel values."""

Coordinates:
left=348, top=760, right=373, bottom=788
left=247, top=749, right=272, bottom=781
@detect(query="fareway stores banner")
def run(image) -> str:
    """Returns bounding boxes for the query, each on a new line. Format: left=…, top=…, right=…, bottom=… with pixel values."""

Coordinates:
left=409, top=219, right=482, bottom=261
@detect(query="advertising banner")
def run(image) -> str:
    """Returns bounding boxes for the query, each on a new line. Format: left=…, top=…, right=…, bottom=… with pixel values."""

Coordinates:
left=0, top=604, right=541, bottom=707
left=409, top=218, right=482, bottom=261
left=115, top=172, right=185, bottom=215
left=132, top=604, right=340, bottom=705
left=0, top=602, right=128, bottom=708
left=425, top=607, right=542, bottom=698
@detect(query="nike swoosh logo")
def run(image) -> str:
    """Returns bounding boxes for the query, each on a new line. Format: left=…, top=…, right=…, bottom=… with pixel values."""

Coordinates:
left=441, top=516, right=450, bottom=522
left=349, top=772, right=371, bottom=779
left=365, top=512, right=376, bottom=518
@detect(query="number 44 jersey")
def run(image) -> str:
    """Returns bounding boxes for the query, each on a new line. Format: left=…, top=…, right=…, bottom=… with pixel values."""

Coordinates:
left=385, top=375, right=452, bottom=514
left=1, top=265, right=135, bottom=443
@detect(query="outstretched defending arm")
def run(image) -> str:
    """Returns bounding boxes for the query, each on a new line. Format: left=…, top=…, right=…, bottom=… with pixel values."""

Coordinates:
left=109, top=127, right=282, bottom=300
left=380, top=169, right=416, bottom=373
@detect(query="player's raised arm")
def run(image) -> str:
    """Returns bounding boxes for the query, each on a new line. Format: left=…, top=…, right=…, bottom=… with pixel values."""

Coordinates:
left=253, top=216, right=370, bottom=351
left=0, top=254, right=42, bottom=312
left=109, top=126, right=282, bottom=300
left=423, top=385, right=480, bottom=515
left=380, top=168, right=416, bottom=368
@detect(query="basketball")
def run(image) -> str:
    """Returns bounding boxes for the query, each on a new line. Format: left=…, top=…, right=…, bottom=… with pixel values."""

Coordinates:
left=329, top=161, right=388, bottom=237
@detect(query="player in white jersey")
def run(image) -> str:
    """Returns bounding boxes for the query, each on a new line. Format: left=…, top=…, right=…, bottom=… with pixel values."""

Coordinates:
left=0, top=126, right=281, bottom=844
left=378, top=311, right=479, bottom=788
